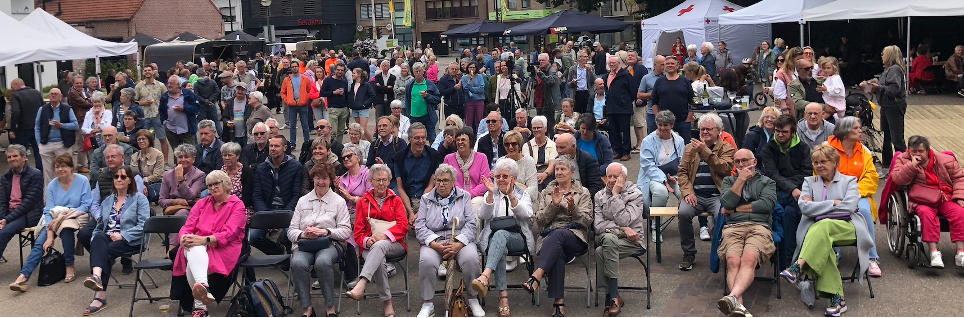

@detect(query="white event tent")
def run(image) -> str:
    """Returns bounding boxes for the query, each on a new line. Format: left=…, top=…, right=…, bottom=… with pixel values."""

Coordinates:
left=718, top=0, right=834, bottom=47
left=639, top=0, right=769, bottom=69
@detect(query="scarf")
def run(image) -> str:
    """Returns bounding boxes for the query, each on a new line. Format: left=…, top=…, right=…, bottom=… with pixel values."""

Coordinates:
left=924, top=149, right=953, bottom=197
left=456, top=151, right=475, bottom=186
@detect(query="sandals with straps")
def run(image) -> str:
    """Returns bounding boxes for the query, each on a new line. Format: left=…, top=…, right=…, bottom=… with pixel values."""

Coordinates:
left=522, top=275, right=540, bottom=295
left=498, top=295, right=511, bottom=317
left=83, top=297, right=107, bottom=316
left=471, top=273, right=490, bottom=298
left=552, top=303, right=565, bottom=317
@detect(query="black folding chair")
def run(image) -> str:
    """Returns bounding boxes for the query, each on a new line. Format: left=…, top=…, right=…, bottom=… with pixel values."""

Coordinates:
left=594, top=206, right=653, bottom=310
left=128, top=215, right=187, bottom=317
left=355, top=253, right=411, bottom=315
left=238, top=210, right=294, bottom=301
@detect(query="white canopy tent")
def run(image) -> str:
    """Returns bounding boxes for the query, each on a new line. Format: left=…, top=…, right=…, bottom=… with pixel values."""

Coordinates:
left=21, top=9, right=139, bottom=87
left=0, top=11, right=80, bottom=67
left=639, top=0, right=769, bottom=69
left=718, top=0, right=834, bottom=47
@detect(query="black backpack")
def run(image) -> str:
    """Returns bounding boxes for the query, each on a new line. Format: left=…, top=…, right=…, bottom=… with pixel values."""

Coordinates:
left=228, top=279, right=291, bottom=317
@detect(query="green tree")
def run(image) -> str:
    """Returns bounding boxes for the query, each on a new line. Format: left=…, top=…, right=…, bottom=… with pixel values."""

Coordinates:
left=534, top=0, right=604, bottom=13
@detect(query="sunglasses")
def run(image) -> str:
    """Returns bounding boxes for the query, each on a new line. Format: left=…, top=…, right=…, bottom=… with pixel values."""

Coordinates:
left=113, top=174, right=129, bottom=180
left=801, top=66, right=813, bottom=71
left=316, top=125, right=327, bottom=130
left=253, top=131, right=267, bottom=136
left=343, top=154, right=355, bottom=160
left=504, top=142, right=519, bottom=148
left=487, top=120, right=499, bottom=124
left=777, top=59, right=786, bottom=62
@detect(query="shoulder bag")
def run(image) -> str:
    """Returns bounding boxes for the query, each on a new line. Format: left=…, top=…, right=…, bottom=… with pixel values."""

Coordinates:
left=490, top=195, right=521, bottom=234
left=908, top=184, right=946, bottom=208
left=366, top=198, right=397, bottom=236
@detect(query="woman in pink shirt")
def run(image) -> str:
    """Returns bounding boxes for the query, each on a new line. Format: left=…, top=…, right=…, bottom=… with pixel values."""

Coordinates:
left=426, top=54, right=440, bottom=83
left=443, top=127, right=491, bottom=211
left=169, top=170, right=247, bottom=316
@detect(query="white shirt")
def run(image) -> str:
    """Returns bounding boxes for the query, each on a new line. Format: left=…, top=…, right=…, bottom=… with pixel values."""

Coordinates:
left=82, top=109, right=113, bottom=135
left=773, top=71, right=798, bottom=101
left=398, top=115, right=411, bottom=141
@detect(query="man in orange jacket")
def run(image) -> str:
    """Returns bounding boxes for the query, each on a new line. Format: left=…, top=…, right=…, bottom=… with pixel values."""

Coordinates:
left=280, top=62, right=313, bottom=147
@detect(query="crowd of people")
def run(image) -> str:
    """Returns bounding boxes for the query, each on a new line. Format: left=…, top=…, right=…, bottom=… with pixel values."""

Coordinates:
left=0, top=36, right=960, bottom=318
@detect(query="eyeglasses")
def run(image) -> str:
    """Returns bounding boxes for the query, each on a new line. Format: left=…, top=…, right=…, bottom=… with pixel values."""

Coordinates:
left=316, top=125, right=327, bottom=130
left=699, top=127, right=717, bottom=132
left=804, top=52, right=814, bottom=55
left=763, top=115, right=776, bottom=121
left=435, top=178, right=453, bottom=184
left=487, top=120, right=499, bottom=124
left=113, top=174, right=129, bottom=180
left=206, top=181, right=223, bottom=189
left=343, top=154, right=355, bottom=160
left=734, top=158, right=754, bottom=165
left=777, top=59, right=786, bottom=62
left=372, top=178, right=391, bottom=184
left=253, top=131, right=267, bottom=136
left=812, top=159, right=833, bottom=166
left=494, top=174, right=513, bottom=180
left=801, top=66, right=813, bottom=71
left=504, top=142, right=519, bottom=148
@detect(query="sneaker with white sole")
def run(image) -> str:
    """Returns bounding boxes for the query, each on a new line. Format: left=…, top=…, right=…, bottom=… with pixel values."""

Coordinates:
left=506, top=258, right=518, bottom=272
left=467, top=299, right=485, bottom=317
left=930, top=251, right=945, bottom=268
left=312, top=280, right=321, bottom=289
left=437, top=263, right=447, bottom=278
left=700, top=226, right=711, bottom=241
left=868, top=259, right=882, bottom=277
left=956, top=252, right=964, bottom=268
left=385, top=263, right=397, bottom=278
left=825, top=295, right=847, bottom=317
left=416, top=303, right=435, bottom=317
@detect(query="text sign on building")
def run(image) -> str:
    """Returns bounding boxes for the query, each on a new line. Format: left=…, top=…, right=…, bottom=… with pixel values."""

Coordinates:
left=488, top=9, right=557, bottom=21
left=298, top=19, right=324, bottom=26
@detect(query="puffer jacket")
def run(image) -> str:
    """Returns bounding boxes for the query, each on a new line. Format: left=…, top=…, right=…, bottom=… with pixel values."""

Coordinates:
left=593, top=181, right=647, bottom=248
left=415, top=187, right=477, bottom=247
left=742, top=125, right=772, bottom=161
left=678, top=140, right=736, bottom=198
left=534, top=179, right=593, bottom=254
left=0, top=166, right=44, bottom=226
left=253, top=155, right=305, bottom=212
left=478, top=185, right=536, bottom=254
left=890, top=150, right=964, bottom=202
left=826, top=136, right=879, bottom=218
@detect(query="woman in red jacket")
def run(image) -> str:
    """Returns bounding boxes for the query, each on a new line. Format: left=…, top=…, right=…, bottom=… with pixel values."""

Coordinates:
left=345, top=164, right=409, bottom=317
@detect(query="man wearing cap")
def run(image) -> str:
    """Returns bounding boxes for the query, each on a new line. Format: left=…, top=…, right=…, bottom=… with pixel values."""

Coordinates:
left=194, top=68, right=222, bottom=136
left=219, top=70, right=238, bottom=115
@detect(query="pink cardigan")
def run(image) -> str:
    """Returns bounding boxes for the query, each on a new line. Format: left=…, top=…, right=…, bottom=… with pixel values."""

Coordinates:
left=173, top=195, right=247, bottom=276
left=443, top=152, right=490, bottom=197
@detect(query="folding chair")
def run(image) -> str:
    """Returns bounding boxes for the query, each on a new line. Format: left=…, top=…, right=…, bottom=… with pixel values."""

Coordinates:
left=128, top=215, right=188, bottom=317
left=238, top=210, right=294, bottom=301
left=17, top=227, right=36, bottom=268
left=594, top=205, right=653, bottom=310
left=355, top=253, right=411, bottom=315
left=713, top=205, right=784, bottom=300
left=537, top=228, right=594, bottom=308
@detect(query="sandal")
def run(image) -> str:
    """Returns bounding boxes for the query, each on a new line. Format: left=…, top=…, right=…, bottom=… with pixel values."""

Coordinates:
left=64, top=275, right=75, bottom=283
left=522, top=276, right=540, bottom=295
left=552, top=303, right=565, bottom=317
left=498, top=295, right=511, bottom=317
left=83, top=275, right=103, bottom=292
left=471, top=274, right=490, bottom=298
left=631, top=148, right=640, bottom=154
left=83, top=297, right=107, bottom=316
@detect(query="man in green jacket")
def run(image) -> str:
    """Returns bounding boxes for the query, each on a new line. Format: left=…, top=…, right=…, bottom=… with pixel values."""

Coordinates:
left=787, top=58, right=825, bottom=120
left=717, top=149, right=777, bottom=318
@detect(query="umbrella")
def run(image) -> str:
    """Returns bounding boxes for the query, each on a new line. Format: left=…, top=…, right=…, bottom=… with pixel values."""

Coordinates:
left=503, top=9, right=631, bottom=36
left=444, top=218, right=462, bottom=317
left=442, top=20, right=512, bottom=38
left=217, top=31, right=261, bottom=42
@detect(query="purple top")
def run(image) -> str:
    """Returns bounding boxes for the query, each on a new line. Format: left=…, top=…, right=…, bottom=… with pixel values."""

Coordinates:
left=339, top=166, right=372, bottom=212
left=165, top=94, right=189, bottom=134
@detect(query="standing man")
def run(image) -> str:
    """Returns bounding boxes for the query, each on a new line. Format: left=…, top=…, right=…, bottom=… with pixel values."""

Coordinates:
left=436, top=63, right=464, bottom=119
left=373, top=60, right=397, bottom=119
left=759, top=114, right=813, bottom=269
left=625, top=51, right=650, bottom=151
left=404, top=63, right=441, bottom=142
left=567, top=51, right=596, bottom=114
left=676, top=113, right=735, bottom=270
left=533, top=53, right=561, bottom=129
left=714, top=41, right=734, bottom=79
left=241, top=122, right=271, bottom=170
left=700, top=42, right=718, bottom=82
left=603, top=56, right=635, bottom=162
left=393, top=123, right=441, bottom=223
left=33, top=88, right=78, bottom=185
left=193, top=68, right=221, bottom=136
left=280, top=62, right=313, bottom=148
left=652, top=57, right=695, bottom=144
left=320, top=64, right=350, bottom=143
left=637, top=55, right=665, bottom=139
left=67, top=75, right=93, bottom=173
left=593, top=163, right=646, bottom=316
left=194, top=120, right=224, bottom=174
left=8, top=79, right=44, bottom=171
left=346, top=51, right=369, bottom=72
left=593, top=43, right=608, bottom=76
left=158, top=76, right=200, bottom=152
left=134, top=65, right=170, bottom=166
left=264, top=55, right=282, bottom=113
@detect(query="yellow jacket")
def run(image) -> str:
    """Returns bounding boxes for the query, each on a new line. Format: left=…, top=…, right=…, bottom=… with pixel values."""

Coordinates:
left=826, top=136, right=879, bottom=220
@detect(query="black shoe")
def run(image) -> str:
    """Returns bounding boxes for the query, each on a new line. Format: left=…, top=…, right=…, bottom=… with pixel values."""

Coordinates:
left=121, top=257, right=134, bottom=275
left=679, top=254, right=696, bottom=271
left=958, top=89, right=964, bottom=98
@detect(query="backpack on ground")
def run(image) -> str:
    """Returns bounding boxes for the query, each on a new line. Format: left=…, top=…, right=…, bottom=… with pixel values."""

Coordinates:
left=229, top=279, right=291, bottom=317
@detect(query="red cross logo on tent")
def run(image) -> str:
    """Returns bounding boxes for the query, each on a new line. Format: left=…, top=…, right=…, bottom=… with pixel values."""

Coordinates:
left=723, top=6, right=735, bottom=12
left=706, top=18, right=711, bottom=24
left=678, top=5, right=695, bottom=16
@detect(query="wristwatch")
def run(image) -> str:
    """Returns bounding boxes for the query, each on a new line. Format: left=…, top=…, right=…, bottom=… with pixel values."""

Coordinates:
left=205, top=236, right=211, bottom=245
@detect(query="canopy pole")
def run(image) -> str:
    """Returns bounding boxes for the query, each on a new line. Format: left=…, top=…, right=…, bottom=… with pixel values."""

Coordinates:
left=808, top=23, right=811, bottom=47
left=136, top=50, right=141, bottom=81
left=95, top=57, right=101, bottom=89
left=35, top=62, right=42, bottom=90
left=799, top=23, right=804, bottom=47
left=906, top=16, right=911, bottom=91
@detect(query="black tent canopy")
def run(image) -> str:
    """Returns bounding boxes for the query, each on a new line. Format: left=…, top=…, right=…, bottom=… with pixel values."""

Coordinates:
left=217, top=31, right=261, bottom=42
left=442, top=20, right=512, bottom=38
left=503, top=10, right=631, bottom=36
left=169, top=32, right=206, bottom=42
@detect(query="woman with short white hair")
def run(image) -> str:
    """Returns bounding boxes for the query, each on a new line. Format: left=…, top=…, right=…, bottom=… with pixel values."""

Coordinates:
left=81, top=91, right=113, bottom=169
left=390, top=100, right=411, bottom=141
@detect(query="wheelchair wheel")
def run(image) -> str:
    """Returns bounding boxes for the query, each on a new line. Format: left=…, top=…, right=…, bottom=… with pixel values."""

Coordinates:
left=886, top=192, right=906, bottom=258
left=754, top=92, right=768, bottom=107
left=906, top=243, right=918, bottom=269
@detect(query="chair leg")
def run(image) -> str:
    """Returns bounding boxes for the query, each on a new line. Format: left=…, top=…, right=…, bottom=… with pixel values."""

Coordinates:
left=583, top=256, right=591, bottom=308
left=128, top=269, right=141, bottom=317
left=404, top=257, right=411, bottom=312
left=865, top=269, right=875, bottom=298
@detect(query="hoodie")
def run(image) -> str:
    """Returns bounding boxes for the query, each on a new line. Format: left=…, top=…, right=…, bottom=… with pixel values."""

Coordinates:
left=796, top=119, right=835, bottom=150
left=759, top=135, right=813, bottom=193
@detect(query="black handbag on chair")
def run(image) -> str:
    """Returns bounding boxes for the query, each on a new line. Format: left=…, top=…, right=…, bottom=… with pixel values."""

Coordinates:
left=38, top=247, right=65, bottom=287
left=490, top=196, right=521, bottom=234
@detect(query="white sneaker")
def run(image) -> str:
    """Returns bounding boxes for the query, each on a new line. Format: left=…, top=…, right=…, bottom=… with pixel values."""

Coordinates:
left=652, top=230, right=663, bottom=243
left=467, top=299, right=485, bottom=317
left=930, top=251, right=945, bottom=268
left=385, top=263, right=397, bottom=278
left=700, top=226, right=711, bottom=241
left=311, top=280, right=320, bottom=290
left=437, top=263, right=447, bottom=278
left=956, top=252, right=964, bottom=268
left=416, top=303, right=435, bottom=317
left=506, top=258, right=518, bottom=272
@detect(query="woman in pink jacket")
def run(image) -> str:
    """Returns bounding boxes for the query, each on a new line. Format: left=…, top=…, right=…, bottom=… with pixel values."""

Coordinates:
left=169, top=170, right=247, bottom=316
left=890, top=135, right=964, bottom=268
left=443, top=127, right=491, bottom=211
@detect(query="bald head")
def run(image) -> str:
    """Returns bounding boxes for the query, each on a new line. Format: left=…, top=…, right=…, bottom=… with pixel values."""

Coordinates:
left=734, top=149, right=756, bottom=169
left=555, top=133, right=577, bottom=156
left=11, top=78, right=25, bottom=90
left=653, top=55, right=666, bottom=74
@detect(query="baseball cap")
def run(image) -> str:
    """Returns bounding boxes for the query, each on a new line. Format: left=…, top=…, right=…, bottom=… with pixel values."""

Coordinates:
left=593, top=42, right=601, bottom=47
left=219, top=71, right=234, bottom=78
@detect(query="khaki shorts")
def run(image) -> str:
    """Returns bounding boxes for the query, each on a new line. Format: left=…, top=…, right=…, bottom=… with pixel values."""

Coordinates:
left=718, top=223, right=775, bottom=267
left=632, top=105, right=647, bottom=128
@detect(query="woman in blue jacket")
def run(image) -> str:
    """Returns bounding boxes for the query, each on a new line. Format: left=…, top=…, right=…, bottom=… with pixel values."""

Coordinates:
left=348, top=68, right=376, bottom=141
left=461, top=63, right=488, bottom=134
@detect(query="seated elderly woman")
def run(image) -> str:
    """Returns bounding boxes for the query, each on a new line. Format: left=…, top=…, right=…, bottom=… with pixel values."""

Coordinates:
left=502, top=130, right=538, bottom=205
left=523, top=115, right=557, bottom=192
left=345, top=164, right=410, bottom=317
left=891, top=136, right=964, bottom=268
left=289, top=163, right=353, bottom=317
left=825, top=116, right=882, bottom=276
left=347, top=122, right=372, bottom=163
left=742, top=106, right=781, bottom=160
left=82, top=166, right=149, bottom=315
left=219, top=142, right=255, bottom=214
left=638, top=111, right=686, bottom=242
left=303, top=138, right=345, bottom=196
left=522, top=154, right=594, bottom=317
left=160, top=144, right=207, bottom=247
left=443, top=127, right=491, bottom=212
left=9, top=154, right=92, bottom=292
left=168, top=170, right=247, bottom=317
left=414, top=164, right=483, bottom=317
left=472, top=158, right=536, bottom=317
left=781, top=144, right=874, bottom=317
left=131, top=130, right=165, bottom=202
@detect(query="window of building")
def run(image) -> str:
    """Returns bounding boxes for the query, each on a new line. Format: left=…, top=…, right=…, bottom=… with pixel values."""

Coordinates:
left=508, top=0, right=517, bottom=9
left=612, top=0, right=624, bottom=12
left=360, top=3, right=391, bottom=19
left=281, top=0, right=293, bottom=16
left=304, top=0, right=317, bottom=15
left=522, top=0, right=528, bottom=8
left=425, top=0, right=477, bottom=20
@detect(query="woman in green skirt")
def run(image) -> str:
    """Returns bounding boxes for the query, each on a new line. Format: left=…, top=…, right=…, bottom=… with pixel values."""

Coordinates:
left=780, top=144, right=874, bottom=317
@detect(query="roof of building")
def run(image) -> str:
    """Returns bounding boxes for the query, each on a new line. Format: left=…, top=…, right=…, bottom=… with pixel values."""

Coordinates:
left=34, top=0, right=148, bottom=23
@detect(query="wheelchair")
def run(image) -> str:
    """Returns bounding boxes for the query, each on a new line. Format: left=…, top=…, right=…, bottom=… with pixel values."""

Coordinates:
left=885, top=184, right=954, bottom=269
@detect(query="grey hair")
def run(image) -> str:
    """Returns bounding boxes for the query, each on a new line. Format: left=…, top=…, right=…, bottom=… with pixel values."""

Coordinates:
left=608, top=162, right=628, bottom=176
left=408, top=122, right=427, bottom=137
left=252, top=122, right=268, bottom=134
left=434, top=163, right=458, bottom=181
left=957, top=45, right=964, bottom=51
left=348, top=122, right=363, bottom=133
left=445, top=114, right=464, bottom=129
left=833, top=116, right=860, bottom=140
left=380, top=60, right=390, bottom=67
left=221, top=141, right=242, bottom=157
left=655, top=110, right=676, bottom=125
left=561, top=98, right=576, bottom=108
left=555, top=154, right=578, bottom=173
left=6, top=144, right=27, bottom=158
left=198, top=119, right=218, bottom=137
left=104, top=144, right=123, bottom=157
left=369, top=163, right=393, bottom=181
left=249, top=91, right=266, bottom=105
left=702, top=42, right=715, bottom=51
left=173, top=143, right=196, bottom=158
left=390, top=99, right=403, bottom=108
left=412, top=62, right=425, bottom=72
left=266, top=118, right=279, bottom=127
left=538, top=53, right=549, bottom=60
left=532, top=115, right=547, bottom=127
left=493, top=158, right=520, bottom=177
left=120, top=87, right=135, bottom=102
left=501, top=52, right=513, bottom=61
left=205, top=170, right=232, bottom=193
left=90, top=91, right=107, bottom=104
left=687, top=44, right=697, bottom=52
left=908, top=135, right=930, bottom=150
left=514, top=108, right=526, bottom=115
left=488, top=111, right=501, bottom=120
left=85, top=76, right=99, bottom=85
left=343, top=143, right=364, bottom=160
left=697, top=112, right=724, bottom=130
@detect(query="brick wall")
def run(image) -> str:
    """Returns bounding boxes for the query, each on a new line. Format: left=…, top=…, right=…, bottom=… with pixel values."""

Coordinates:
left=132, top=0, right=225, bottom=41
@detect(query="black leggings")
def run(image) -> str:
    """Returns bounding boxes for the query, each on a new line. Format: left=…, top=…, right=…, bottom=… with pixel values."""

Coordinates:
left=537, top=229, right=587, bottom=299
left=879, top=103, right=907, bottom=167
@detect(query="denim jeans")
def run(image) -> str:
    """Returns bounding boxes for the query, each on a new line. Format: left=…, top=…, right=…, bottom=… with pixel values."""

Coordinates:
left=0, top=217, right=27, bottom=257
left=287, top=106, right=312, bottom=148
left=778, top=191, right=802, bottom=269
left=146, top=183, right=162, bottom=203
left=249, top=228, right=289, bottom=256
left=646, top=112, right=657, bottom=135
left=858, top=197, right=879, bottom=259
left=484, top=230, right=526, bottom=291
left=410, top=110, right=438, bottom=141
left=196, top=105, right=222, bottom=136
left=22, top=226, right=76, bottom=279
